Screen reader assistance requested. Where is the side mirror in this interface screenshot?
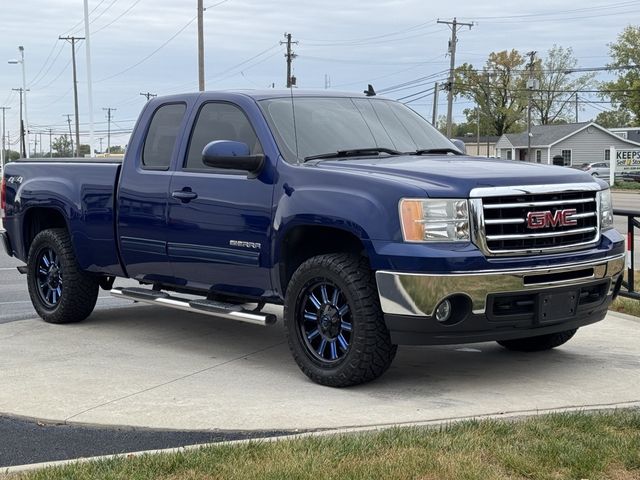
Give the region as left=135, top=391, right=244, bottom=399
left=450, top=139, right=467, bottom=154
left=202, top=140, right=264, bottom=175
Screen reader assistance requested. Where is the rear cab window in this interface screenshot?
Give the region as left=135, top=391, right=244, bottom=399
left=142, top=103, right=187, bottom=170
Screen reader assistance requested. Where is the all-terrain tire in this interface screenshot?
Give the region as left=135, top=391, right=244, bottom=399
left=284, top=253, right=397, bottom=387
left=27, top=228, right=99, bottom=324
left=497, top=328, right=577, bottom=352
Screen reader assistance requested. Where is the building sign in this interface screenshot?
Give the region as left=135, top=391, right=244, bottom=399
left=614, top=149, right=640, bottom=173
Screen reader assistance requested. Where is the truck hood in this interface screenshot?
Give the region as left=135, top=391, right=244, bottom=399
left=315, top=155, right=601, bottom=197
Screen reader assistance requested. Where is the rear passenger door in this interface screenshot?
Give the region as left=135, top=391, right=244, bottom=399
left=166, top=101, right=274, bottom=296
left=117, top=102, right=187, bottom=283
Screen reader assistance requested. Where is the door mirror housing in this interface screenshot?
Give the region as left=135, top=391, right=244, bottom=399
left=202, top=140, right=264, bottom=175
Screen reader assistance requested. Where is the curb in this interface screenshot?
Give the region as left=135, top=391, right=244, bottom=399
left=607, top=309, right=640, bottom=322
left=3, top=400, right=640, bottom=476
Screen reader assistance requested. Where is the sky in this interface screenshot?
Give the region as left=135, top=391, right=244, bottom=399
left=0, top=0, right=638, bottom=153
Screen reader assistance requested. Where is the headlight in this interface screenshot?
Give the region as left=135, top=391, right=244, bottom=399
left=598, top=189, right=614, bottom=231
left=400, top=198, right=470, bottom=242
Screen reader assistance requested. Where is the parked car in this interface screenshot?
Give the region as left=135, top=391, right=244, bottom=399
left=578, top=162, right=610, bottom=177
left=0, top=90, right=625, bottom=387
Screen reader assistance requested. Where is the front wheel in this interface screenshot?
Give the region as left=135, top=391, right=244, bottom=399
left=27, top=228, right=99, bottom=324
left=284, top=254, right=397, bottom=387
left=497, top=328, right=577, bottom=352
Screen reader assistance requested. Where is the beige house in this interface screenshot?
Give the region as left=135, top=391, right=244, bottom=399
left=452, top=135, right=499, bottom=157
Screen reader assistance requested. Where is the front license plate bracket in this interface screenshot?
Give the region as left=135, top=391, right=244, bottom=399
left=538, top=290, right=579, bottom=324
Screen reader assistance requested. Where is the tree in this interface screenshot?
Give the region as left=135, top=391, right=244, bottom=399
left=602, top=26, right=640, bottom=122
left=107, top=145, right=124, bottom=154
left=594, top=109, right=633, bottom=128
left=454, top=50, right=528, bottom=135
left=78, top=144, right=90, bottom=156
left=532, top=45, right=596, bottom=124
left=51, top=135, right=73, bottom=157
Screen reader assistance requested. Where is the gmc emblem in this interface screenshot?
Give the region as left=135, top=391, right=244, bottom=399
left=526, top=209, right=578, bottom=229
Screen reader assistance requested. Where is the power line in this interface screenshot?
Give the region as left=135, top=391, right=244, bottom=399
left=92, top=0, right=144, bottom=34
left=459, top=0, right=638, bottom=20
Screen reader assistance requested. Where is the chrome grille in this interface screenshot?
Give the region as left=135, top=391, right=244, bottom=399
left=471, top=184, right=601, bottom=256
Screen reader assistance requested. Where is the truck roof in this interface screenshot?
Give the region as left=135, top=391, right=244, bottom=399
left=152, top=89, right=385, bottom=103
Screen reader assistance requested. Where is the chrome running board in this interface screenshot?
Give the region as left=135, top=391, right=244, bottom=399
left=110, top=287, right=277, bottom=326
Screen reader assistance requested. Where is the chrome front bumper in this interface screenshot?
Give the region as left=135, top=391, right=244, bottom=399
left=376, top=253, right=625, bottom=317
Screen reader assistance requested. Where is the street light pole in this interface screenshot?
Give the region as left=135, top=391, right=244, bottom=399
left=84, top=0, right=95, bottom=157
left=19, top=47, right=29, bottom=159
left=8, top=46, right=29, bottom=158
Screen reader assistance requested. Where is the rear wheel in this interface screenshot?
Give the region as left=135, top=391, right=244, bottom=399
left=284, top=253, right=396, bottom=387
left=27, top=228, right=99, bottom=324
left=497, top=328, right=577, bottom=352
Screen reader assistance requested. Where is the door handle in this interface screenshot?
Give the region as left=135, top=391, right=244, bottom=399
left=171, top=190, right=198, bottom=203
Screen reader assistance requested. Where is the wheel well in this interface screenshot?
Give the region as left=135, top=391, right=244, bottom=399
left=23, top=208, right=68, bottom=255
left=279, top=226, right=368, bottom=294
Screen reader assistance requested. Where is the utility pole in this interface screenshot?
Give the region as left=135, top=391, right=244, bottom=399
left=324, top=74, right=331, bottom=89
left=476, top=107, right=480, bottom=156
left=575, top=93, right=579, bottom=123
left=140, top=92, right=157, bottom=101
left=280, top=33, right=298, bottom=88
left=33, top=134, right=38, bottom=157
left=103, top=107, right=116, bottom=154
left=437, top=18, right=473, bottom=138
left=59, top=36, right=85, bottom=156
left=12, top=88, right=27, bottom=157
left=0, top=106, right=10, bottom=171
left=99, top=137, right=103, bottom=153
left=431, top=82, right=439, bottom=125
left=48, top=128, right=53, bottom=157
left=64, top=114, right=74, bottom=155
left=525, top=50, right=537, bottom=163
left=197, top=0, right=205, bottom=91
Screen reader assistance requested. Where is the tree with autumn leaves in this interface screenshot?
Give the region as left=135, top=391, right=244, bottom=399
left=600, top=25, right=640, bottom=126
left=453, top=46, right=596, bottom=135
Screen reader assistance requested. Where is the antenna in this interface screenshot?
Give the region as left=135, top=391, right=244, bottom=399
left=290, top=85, right=300, bottom=163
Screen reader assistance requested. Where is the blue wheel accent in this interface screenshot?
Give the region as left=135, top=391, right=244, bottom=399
left=35, top=247, right=63, bottom=309
left=298, top=280, right=353, bottom=364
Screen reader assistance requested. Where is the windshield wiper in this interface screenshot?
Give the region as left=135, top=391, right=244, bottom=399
left=411, top=148, right=463, bottom=155
left=303, top=148, right=403, bottom=162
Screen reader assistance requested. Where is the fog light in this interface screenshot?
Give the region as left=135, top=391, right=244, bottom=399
left=435, top=299, right=452, bottom=323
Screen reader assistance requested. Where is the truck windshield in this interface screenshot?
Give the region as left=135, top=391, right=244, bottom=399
left=258, top=96, right=457, bottom=163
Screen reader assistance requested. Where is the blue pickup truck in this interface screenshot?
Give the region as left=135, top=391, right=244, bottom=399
left=0, top=90, right=625, bottom=387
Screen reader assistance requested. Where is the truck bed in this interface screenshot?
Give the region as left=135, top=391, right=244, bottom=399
left=3, top=160, right=125, bottom=277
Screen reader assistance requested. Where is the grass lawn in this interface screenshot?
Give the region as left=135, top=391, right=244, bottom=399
left=613, top=181, right=640, bottom=191
left=9, top=410, right=640, bottom=480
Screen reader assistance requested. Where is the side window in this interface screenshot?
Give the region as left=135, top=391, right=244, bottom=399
left=142, top=103, right=186, bottom=169
left=185, top=103, right=262, bottom=170
left=561, top=149, right=572, bottom=166
left=605, top=149, right=611, bottom=161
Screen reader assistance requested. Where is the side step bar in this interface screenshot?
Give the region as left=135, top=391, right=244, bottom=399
left=111, top=287, right=277, bottom=326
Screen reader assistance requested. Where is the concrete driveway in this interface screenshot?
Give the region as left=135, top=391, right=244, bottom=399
left=0, top=303, right=638, bottom=431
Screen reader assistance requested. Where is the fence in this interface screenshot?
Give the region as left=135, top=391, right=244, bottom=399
left=613, top=208, right=639, bottom=300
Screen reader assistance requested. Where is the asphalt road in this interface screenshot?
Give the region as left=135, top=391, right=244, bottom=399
left=0, top=416, right=295, bottom=468
left=0, top=243, right=137, bottom=325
